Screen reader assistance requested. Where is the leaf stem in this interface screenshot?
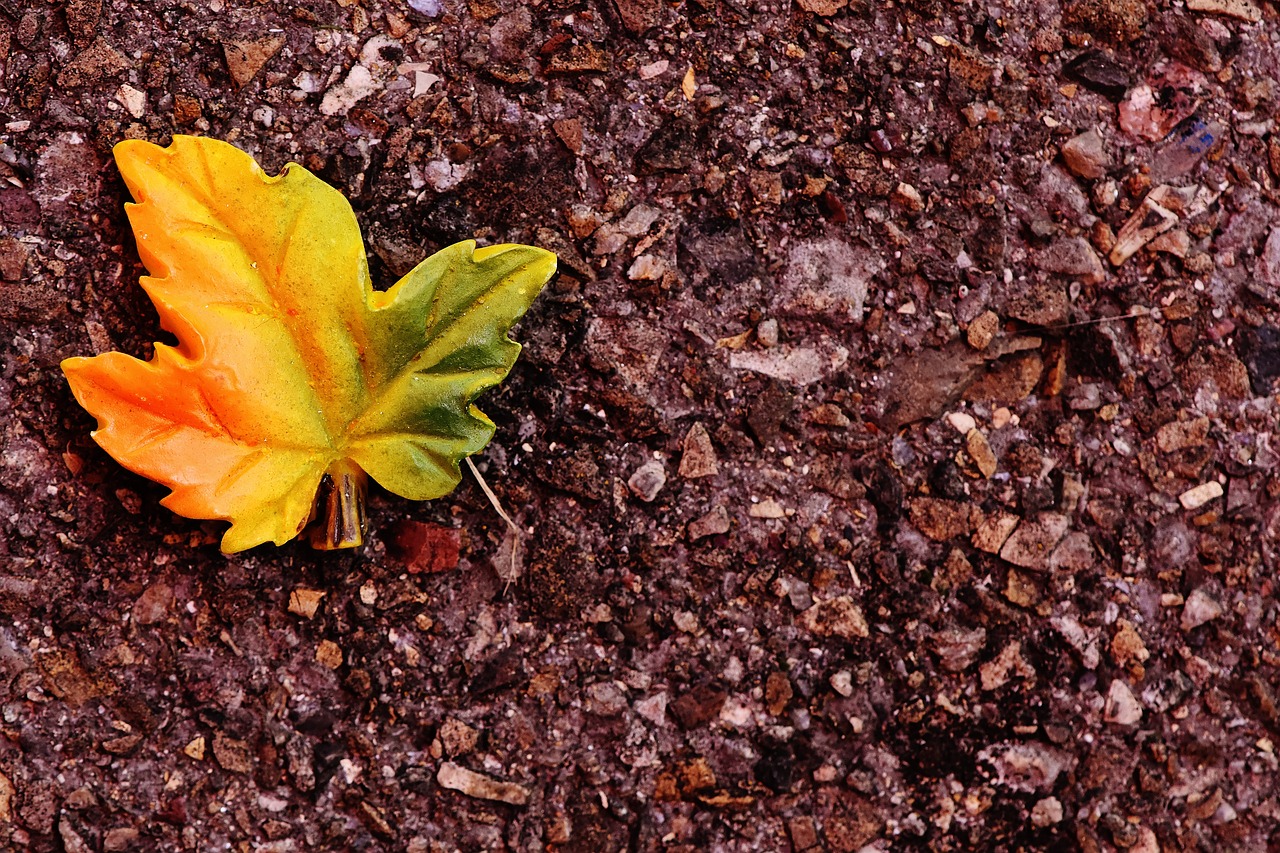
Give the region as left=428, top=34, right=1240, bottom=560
left=307, top=459, right=368, bottom=550
left=465, top=456, right=523, bottom=590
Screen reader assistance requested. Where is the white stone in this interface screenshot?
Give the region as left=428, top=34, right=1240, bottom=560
left=749, top=498, right=786, bottom=519
left=1181, top=587, right=1224, bottom=631
left=421, top=159, right=471, bottom=192
left=729, top=343, right=849, bottom=385
left=1179, top=480, right=1223, bottom=510
left=320, top=64, right=378, bottom=116
left=946, top=411, right=977, bottom=434
left=627, top=460, right=666, bottom=502
left=627, top=254, right=667, bottom=280
left=830, top=670, right=854, bottom=697
left=1030, top=797, right=1064, bottom=827
left=639, top=59, right=669, bottom=79
left=635, top=692, right=668, bottom=725
left=776, top=237, right=884, bottom=323
left=1187, top=0, right=1261, bottom=21
left=1104, top=679, right=1143, bottom=725
left=116, top=84, right=146, bottom=119
left=414, top=71, right=441, bottom=98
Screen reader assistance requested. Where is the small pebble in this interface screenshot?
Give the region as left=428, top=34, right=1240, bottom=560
left=436, top=762, right=530, bottom=806
left=1031, top=797, right=1064, bottom=827
left=678, top=423, right=719, bottom=479
left=288, top=589, right=325, bottom=619
left=1060, top=129, right=1109, bottom=179
left=1104, top=679, right=1143, bottom=725
left=966, top=429, right=998, bottom=478
left=830, top=670, right=854, bottom=697
left=1181, top=588, right=1224, bottom=631
left=315, top=640, right=343, bottom=670
left=749, top=497, right=787, bottom=519
left=1179, top=481, right=1223, bottom=510
left=946, top=411, right=977, bottom=434
left=756, top=318, right=779, bottom=347
left=689, top=506, right=730, bottom=540
left=628, top=460, right=667, bottom=502
left=967, top=311, right=999, bottom=350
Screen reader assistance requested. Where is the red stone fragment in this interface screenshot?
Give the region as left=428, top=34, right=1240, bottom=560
left=389, top=521, right=461, bottom=574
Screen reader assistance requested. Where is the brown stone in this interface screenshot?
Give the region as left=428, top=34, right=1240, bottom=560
left=545, top=42, right=609, bottom=74
left=933, top=548, right=974, bottom=593
left=388, top=521, right=461, bottom=574
left=0, top=772, right=12, bottom=822
left=438, top=718, right=478, bottom=757
left=102, top=734, right=143, bottom=755
left=964, top=353, right=1044, bottom=406
left=1156, top=416, right=1210, bottom=453
left=688, top=505, right=730, bottom=540
left=677, top=756, right=716, bottom=792
left=288, top=588, right=325, bottom=619
left=930, top=626, right=987, bottom=672
left=132, top=582, right=173, bottom=625
left=57, top=38, right=131, bottom=87
left=999, top=513, right=1071, bottom=570
left=104, top=828, right=140, bottom=851
left=947, top=43, right=996, bottom=94
left=315, top=639, right=344, bottom=670
left=907, top=497, right=972, bottom=542
left=679, top=422, right=720, bottom=478
left=1034, top=237, right=1106, bottom=284
left=1004, top=569, right=1042, bottom=608
left=800, top=596, right=869, bottom=640
left=37, top=648, right=110, bottom=706
left=967, top=429, right=999, bottom=478
left=1178, top=348, right=1252, bottom=401
left=670, top=684, right=727, bottom=729
left=822, top=793, right=883, bottom=851
left=553, top=118, right=583, bottom=153
left=1060, top=129, right=1110, bottom=179
left=765, top=671, right=793, bottom=716
left=797, top=0, right=849, bottom=14
left=1007, top=284, right=1070, bottom=325
left=974, top=513, right=1019, bottom=552
left=612, top=0, right=664, bottom=32
left=980, top=641, right=1036, bottom=690
left=1063, top=0, right=1148, bottom=44
left=359, top=801, right=395, bottom=839
left=222, top=35, right=285, bottom=88
left=212, top=734, right=254, bottom=773
left=64, top=0, right=102, bottom=47
left=173, top=93, right=203, bottom=125
left=788, top=815, right=821, bottom=851
left=1048, top=531, right=1097, bottom=571
left=967, top=311, right=999, bottom=350
left=749, top=170, right=784, bottom=206
left=0, top=237, right=29, bottom=280
left=1110, top=620, right=1150, bottom=667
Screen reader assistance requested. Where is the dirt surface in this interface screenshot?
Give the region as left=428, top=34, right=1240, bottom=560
left=4, top=0, right=1280, bottom=850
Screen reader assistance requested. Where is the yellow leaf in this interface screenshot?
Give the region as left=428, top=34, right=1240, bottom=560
left=63, top=136, right=556, bottom=552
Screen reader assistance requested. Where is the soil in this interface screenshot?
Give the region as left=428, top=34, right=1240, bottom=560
left=3, top=0, right=1280, bottom=850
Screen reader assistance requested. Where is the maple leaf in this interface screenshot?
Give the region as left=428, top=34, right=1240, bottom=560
left=62, top=136, right=556, bottom=552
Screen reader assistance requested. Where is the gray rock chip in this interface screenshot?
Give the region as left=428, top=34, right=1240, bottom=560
left=1181, top=587, right=1224, bottom=631
left=999, top=513, right=1071, bottom=570
left=978, top=742, right=1073, bottom=793
left=800, top=596, right=869, bottom=640
left=627, top=460, right=667, bottom=502
left=775, top=237, right=883, bottom=323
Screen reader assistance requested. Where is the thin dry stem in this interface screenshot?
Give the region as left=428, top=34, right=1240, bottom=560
left=466, top=456, right=522, bottom=592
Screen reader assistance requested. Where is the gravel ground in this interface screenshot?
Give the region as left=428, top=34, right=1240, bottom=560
left=4, top=0, right=1280, bottom=850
